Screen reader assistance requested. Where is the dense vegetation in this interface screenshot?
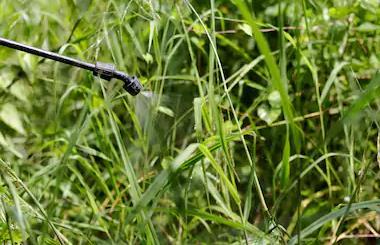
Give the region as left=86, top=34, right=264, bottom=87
left=0, top=0, right=379, bottom=244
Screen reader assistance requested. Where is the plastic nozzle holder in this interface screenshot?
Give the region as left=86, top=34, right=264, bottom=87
left=93, top=62, right=142, bottom=96
left=93, top=62, right=115, bottom=81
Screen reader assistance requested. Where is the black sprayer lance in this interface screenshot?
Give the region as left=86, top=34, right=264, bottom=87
left=0, top=37, right=142, bottom=96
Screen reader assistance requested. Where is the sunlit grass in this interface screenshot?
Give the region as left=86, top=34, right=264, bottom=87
left=0, top=0, right=379, bottom=244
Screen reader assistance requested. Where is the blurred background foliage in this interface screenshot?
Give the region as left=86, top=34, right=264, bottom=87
left=0, top=0, right=379, bottom=244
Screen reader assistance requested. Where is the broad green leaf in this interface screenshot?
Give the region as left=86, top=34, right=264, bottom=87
left=0, top=103, right=26, bottom=135
left=268, top=90, right=281, bottom=108
left=258, top=104, right=281, bottom=125
left=158, top=106, right=174, bottom=117
left=192, top=23, right=205, bottom=35
left=10, top=79, right=31, bottom=102
left=237, top=23, right=252, bottom=36
left=0, top=68, right=15, bottom=88
left=143, top=53, right=153, bottom=64
left=356, top=22, right=380, bottom=32
left=329, top=7, right=354, bottom=19
left=0, top=132, right=23, bottom=158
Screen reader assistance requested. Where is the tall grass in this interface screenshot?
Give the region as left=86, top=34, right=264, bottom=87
left=0, top=0, right=379, bottom=244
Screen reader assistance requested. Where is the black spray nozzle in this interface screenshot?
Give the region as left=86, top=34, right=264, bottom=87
left=94, top=62, right=142, bottom=96
left=0, top=37, right=142, bottom=96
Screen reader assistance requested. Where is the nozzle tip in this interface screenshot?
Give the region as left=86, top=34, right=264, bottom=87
left=113, top=71, right=142, bottom=96
left=124, top=75, right=142, bottom=96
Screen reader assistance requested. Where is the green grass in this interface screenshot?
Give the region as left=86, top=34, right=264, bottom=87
left=0, top=0, right=379, bottom=244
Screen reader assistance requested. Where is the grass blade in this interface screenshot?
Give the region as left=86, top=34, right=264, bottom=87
left=289, top=200, right=380, bottom=244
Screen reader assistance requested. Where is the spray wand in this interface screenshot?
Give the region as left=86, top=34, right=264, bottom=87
left=0, top=37, right=142, bottom=95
